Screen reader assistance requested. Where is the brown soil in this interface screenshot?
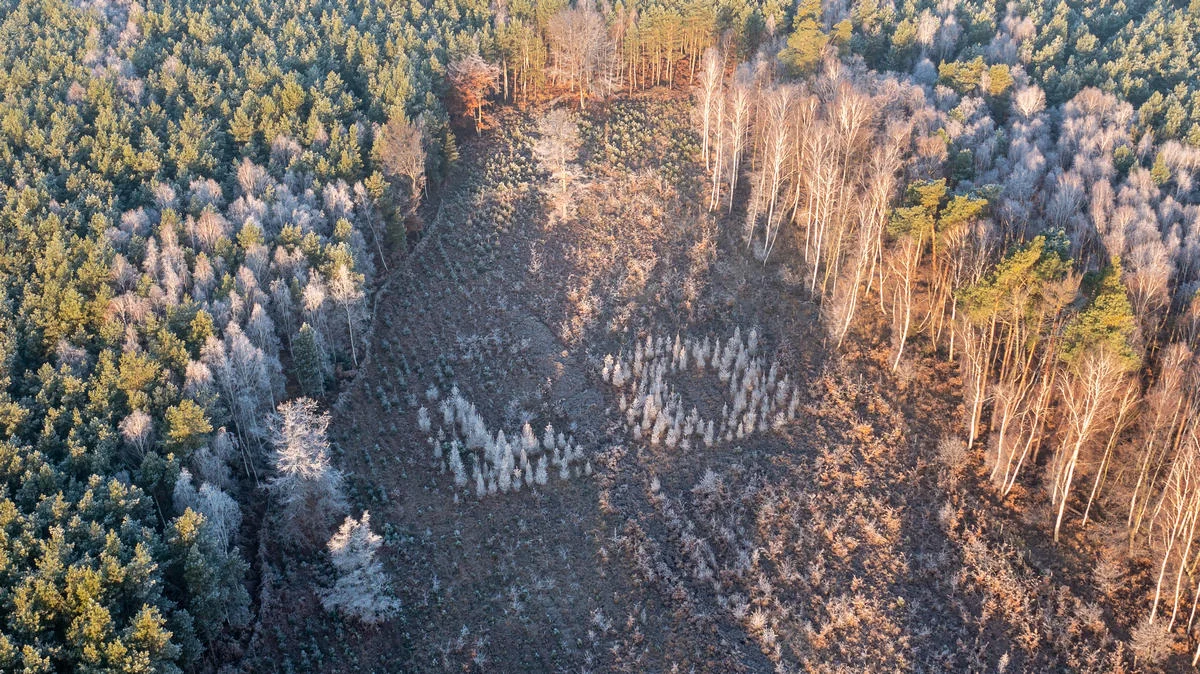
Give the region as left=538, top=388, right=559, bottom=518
left=248, top=99, right=1157, bottom=674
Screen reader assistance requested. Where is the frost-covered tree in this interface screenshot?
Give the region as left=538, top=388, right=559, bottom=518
left=266, top=398, right=346, bottom=544
left=168, top=470, right=250, bottom=642
left=449, top=441, right=467, bottom=486
left=328, top=264, right=367, bottom=368
left=193, top=427, right=236, bottom=490
left=120, top=409, right=154, bottom=459
left=533, top=108, right=580, bottom=198
left=322, top=511, right=400, bottom=624
left=373, top=113, right=427, bottom=211
left=173, top=469, right=243, bottom=552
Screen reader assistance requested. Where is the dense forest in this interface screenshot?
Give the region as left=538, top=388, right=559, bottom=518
left=2, top=0, right=1200, bottom=670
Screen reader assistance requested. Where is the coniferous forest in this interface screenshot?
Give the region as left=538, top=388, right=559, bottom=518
left=3, top=0, right=1200, bottom=670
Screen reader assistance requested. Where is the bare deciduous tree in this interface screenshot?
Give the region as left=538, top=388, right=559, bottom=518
left=547, top=4, right=609, bottom=109
left=328, top=264, right=366, bottom=368
left=1052, top=346, right=1132, bottom=541
left=723, top=70, right=753, bottom=213
left=696, top=48, right=722, bottom=171
left=754, top=86, right=793, bottom=262
left=374, top=115, right=426, bottom=210
left=446, top=54, right=500, bottom=133
left=120, top=409, right=154, bottom=459
left=533, top=108, right=580, bottom=193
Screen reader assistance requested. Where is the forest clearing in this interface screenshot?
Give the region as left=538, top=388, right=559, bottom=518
left=3, top=0, right=1200, bottom=671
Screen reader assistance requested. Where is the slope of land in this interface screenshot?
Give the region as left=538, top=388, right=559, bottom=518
left=251, top=99, right=1144, bottom=673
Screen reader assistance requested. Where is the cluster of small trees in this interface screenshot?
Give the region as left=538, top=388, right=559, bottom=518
left=601, top=328, right=800, bottom=448
left=418, top=387, right=592, bottom=498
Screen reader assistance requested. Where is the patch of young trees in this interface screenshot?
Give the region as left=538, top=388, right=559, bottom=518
left=601, top=328, right=800, bottom=448
left=417, top=386, right=592, bottom=498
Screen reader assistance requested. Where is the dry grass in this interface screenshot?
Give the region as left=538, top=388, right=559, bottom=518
left=248, top=100, right=1160, bottom=673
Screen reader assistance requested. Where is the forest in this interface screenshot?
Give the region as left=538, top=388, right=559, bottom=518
left=2, top=0, right=1200, bottom=670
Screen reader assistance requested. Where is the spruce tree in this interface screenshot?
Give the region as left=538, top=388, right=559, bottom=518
left=292, top=323, right=326, bottom=397
left=323, top=512, right=401, bottom=624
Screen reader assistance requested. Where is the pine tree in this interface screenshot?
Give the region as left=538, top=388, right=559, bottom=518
left=449, top=441, right=467, bottom=487
left=166, top=482, right=251, bottom=644
left=165, top=399, right=213, bottom=458
left=780, top=16, right=828, bottom=76
left=474, top=459, right=486, bottom=498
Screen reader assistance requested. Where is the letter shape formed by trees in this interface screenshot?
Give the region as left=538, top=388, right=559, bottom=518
left=322, top=511, right=401, bottom=624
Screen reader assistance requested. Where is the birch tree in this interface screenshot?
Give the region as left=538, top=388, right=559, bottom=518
left=547, top=4, right=609, bottom=109
left=723, top=70, right=753, bottom=213
left=267, top=398, right=347, bottom=544
left=329, top=264, right=366, bottom=368
left=697, top=47, right=722, bottom=170
left=1051, top=262, right=1139, bottom=541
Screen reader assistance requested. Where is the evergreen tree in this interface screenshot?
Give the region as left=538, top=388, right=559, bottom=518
left=322, top=511, right=401, bottom=624
left=292, top=323, right=327, bottom=397
left=780, top=0, right=828, bottom=76
left=1061, top=260, right=1140, bottom=371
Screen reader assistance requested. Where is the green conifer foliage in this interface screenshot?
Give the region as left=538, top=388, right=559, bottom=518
left=1061, top=260, right=1140, bottom=370
left=293, top=323, right=327, bottom=398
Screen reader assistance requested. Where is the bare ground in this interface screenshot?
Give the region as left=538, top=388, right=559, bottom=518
left=249, top=100, right=1157, bottom=673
